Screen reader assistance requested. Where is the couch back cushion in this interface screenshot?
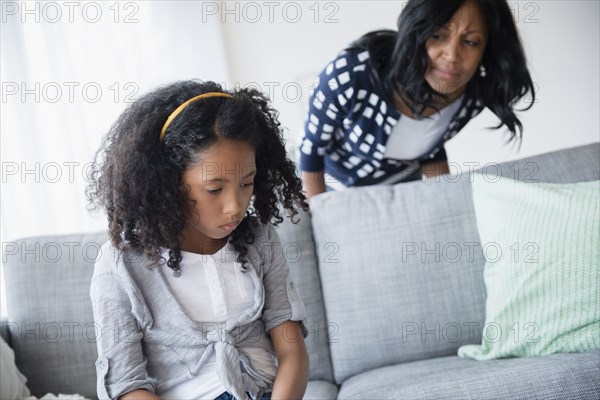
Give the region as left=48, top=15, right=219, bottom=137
left=275, top=210, right=334, bottom=382
left=3, top=232, right=107, bottom=399
left=310, top=143, right=600, bottom=384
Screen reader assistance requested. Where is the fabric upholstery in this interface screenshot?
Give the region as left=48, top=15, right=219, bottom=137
left=310, top=143, right=600, bottom=383
left=337, top=351, right=600, bottom=399
left=275, top=210, right=335, bottom=382
left=3, top=232, right=106, bottom=398
left=304, top=380, right=339, bottom=400
left=310, top=175, right=487, bottom=383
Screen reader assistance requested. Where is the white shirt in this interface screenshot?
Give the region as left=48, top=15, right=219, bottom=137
left=161, top=243, right=277, bottom=400
left=384, top=96, right=463, bottom=160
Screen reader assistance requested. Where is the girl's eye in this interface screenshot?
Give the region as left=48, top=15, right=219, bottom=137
left=465, top=40, right=478, bottom=47
left=206, top=188, right=222, bottom=194
left=241, top=182, right=254, bottom=189
left=431, top=34, right=443, bottom=40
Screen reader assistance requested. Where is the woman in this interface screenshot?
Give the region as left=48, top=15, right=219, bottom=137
left=299, top=0, right=535, bottom=197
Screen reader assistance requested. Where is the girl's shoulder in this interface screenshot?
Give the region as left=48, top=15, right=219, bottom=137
left=241, top=219, right=285, bottom=265
left=92, top=240, right=152, bottom=278
left=246, top=219, right=279, bottom=246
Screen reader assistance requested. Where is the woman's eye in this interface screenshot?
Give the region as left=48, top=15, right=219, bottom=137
left=431, top=34, right=443, bottom=40
left=465, top=40, right=478, bottom=47
left=206, top=188, right=222, bottom=194
left=241, top=182, right=254, bottom=189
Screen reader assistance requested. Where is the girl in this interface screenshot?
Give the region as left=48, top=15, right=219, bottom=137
left=299, top=0, right=536, bottom=196
left=87, top=80, right=310, bottom=400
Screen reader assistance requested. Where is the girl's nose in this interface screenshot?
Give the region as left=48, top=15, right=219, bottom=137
left=223, top=191, right=242, bottom=216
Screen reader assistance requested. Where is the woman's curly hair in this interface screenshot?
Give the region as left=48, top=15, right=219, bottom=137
left=351, top=0, right=536, bottom=142
left=87, top=80, right=308, bottom=274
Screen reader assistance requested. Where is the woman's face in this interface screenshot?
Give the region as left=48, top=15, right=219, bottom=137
left=180, top=138, right=256, bottom=253
left=424, top=1, right=488, bottom=100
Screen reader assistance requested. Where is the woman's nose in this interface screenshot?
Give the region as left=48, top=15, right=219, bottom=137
left=443, top=38, right=461, bottom=62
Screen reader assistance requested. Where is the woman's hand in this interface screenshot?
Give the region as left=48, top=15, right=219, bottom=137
left=270, top=321, right=309, bottom=400
left=422, top=160, right=450, bottom=179
left=301, top=171, right=326, bottom=198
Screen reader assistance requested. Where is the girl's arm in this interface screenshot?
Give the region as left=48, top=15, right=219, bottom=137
left=119, top=389, right=160, bottom=400
left=270, top=321, right=309, bottom=400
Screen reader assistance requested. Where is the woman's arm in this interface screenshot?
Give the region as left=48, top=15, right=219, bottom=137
left=301, top=171, right=326, bottom=198
left=270, top=321, right=309, bottom=400
left=119, top=389, right=160, bottom=400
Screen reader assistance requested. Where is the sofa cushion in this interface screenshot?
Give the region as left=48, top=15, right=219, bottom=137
left=459, top=177, right=599, bottom=359
left=310, top=143, right=600, bottom=383
left=304, top=380, right=339, bottom=400
left=337, top=351, right=600, bottom=400
left=3, top=232, right=107, bottom=399
left=275, top=210, right=334, bottom=382
left=311, top=174, right=486, bottom=383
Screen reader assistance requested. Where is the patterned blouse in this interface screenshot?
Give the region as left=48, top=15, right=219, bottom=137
left=299, top=47, right=485, bottom=187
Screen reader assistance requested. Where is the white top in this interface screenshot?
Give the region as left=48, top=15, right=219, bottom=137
left=384, top=96, right=463, bottom=160
left=160, top=243, right=277, bottom=400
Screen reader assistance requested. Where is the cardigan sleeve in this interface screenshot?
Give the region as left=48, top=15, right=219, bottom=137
left=422, top=146, right=448, bottom=163
left=90, top=242, right=155, bottom=399
left=259, top=224, right=309, bottom=337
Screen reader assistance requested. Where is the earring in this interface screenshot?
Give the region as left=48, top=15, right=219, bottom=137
left=479, top=65, right=487, bottom=78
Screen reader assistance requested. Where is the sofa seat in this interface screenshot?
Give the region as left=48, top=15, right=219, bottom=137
left=304, top=380, right=340, bottom=399
left=337, top=351, right=600, bottom=399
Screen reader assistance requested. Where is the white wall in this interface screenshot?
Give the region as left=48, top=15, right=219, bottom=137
left=1, top=2, right=231, bottom=243
left=218, top=0, right=600, bottom=166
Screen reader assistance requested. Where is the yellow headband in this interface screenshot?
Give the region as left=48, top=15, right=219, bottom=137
left=160, top=92, right=234, bottom=140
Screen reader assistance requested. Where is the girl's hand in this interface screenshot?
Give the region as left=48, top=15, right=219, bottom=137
left=270, top=321, right=309, bottom=400
left=118, top=389, right=160, bottom=400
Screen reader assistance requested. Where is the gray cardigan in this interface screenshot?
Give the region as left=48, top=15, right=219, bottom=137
left=90, top=222, right=308, bottom=400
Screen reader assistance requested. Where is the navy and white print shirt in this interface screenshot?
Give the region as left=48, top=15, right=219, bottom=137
left=299, top=47, right=485, bottom=187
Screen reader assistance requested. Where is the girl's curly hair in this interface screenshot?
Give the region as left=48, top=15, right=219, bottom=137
left=87, top=80, right=308, bottom=274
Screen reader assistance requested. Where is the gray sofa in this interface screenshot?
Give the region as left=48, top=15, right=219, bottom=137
left=3, top=143, right=599, bottom=399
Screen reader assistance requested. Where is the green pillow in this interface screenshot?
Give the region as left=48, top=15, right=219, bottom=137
left=458, top=175, right=599, bottom=360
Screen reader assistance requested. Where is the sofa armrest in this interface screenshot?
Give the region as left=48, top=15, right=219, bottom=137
left=1, top=318, right=11, bottom=347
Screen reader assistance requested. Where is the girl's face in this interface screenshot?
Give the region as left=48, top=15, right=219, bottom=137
left=180, top=138, right=256, bottom=254
left=424, top=1, right=488, bottom=101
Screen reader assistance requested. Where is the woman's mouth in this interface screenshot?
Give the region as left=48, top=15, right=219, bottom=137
left=433, top=67, right=460, bottom=81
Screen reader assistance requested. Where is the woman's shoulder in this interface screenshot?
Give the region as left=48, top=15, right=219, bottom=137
left=325, top=29, right=395, bottom=77
left=331, top=47, right=371, bottom=66
left=320, top=47, right=372, bottom=80
left=313, top=47, right=384, bottom=107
